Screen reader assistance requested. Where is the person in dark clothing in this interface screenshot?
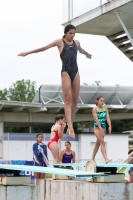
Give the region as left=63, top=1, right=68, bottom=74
left=60, top=141, right=75, bottom=163
left=33, top=133, right=48, bottom=183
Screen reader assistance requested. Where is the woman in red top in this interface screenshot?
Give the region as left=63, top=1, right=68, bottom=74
left=47, top=114, right=66, bottom=163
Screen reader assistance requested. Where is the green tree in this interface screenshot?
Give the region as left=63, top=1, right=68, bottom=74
left=4, top=126, right=29, bottom=133
left=0, top=88, right=8, bottom=100
left=3, top=79, right=37, bottom=133
left=8, top=79, right=37, bottom=102
left=112, top=119, right=133, bottom=132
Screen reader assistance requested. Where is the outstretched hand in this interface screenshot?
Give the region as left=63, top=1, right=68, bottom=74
left=86, top=53, right=92, bottom=59
left=62, top=123, right=66, bottom=128
left=17, top=52, right=28, bottom=57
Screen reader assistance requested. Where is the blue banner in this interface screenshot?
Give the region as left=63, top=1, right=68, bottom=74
left=0, top=160, right=35, bottom=182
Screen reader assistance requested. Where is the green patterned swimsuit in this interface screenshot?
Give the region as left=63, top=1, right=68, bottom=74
left=94, top=107, right=106, bottom=129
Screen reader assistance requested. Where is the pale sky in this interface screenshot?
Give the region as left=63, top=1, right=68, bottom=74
left=0, top=0, right=133, bottom=90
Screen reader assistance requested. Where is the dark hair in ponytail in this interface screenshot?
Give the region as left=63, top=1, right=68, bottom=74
left=63, top=24, right=76, bottom=38
left=54, top=114, right=64, bottom=123
left=96, top=96, right=104, bottom=105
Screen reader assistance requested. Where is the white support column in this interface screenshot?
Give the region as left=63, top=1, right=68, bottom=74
left=0, top=122, right=4, bottom=158
left=29, top=126, right=34, bottom=133
left=116, top=12, right=133, bottom=47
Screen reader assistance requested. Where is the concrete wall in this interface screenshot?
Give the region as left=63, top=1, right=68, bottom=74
left=0, top=185, right=40, bottom=200
left=0, top=180, right=133, bottom=200
left=45, top=179, right=133, bottom=200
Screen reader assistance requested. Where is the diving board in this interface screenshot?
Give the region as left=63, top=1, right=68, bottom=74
left=0, top=164, right=107, bottom=178
left=96, top=163, right=133, bottom=167
left=53, top=163, right=86, bottom=167
left=53, top=162, right=133, bottom=168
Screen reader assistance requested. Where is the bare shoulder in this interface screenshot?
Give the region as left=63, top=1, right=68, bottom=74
left=55, top=38, right=63, bottom=46
left=52, top=124, right=58, bottom=131
left=60, top=149, right=65, bottom=154
left=56, top=124, right=62, bottom=130
left=72, top=150, right=75, bottom=154
left=92, top=107, right=96, bottom=111
left=105, top=107, right=109, bottom=112
left=48, top=39, right=62, bottom=48
left=103, top=106, right=107, bottom=110
left=74, top=39, right=80, bottom=47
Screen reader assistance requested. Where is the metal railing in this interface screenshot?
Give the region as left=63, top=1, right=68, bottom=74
left=62, top=0, right=114, bottom=23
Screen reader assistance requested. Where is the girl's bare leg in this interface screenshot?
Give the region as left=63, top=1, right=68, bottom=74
left=61, top=72, right=75, bottom=138
left=129, top=171, right=133, bottom=182
left=49, top=142, right=60, bottom=163
left=34, top=172, right=40, bottom=185
left=40, top=173, right=45, bottom=179
left=70, top=72, right=80, bottom=130
left=93, top=127, right=111, bottom=163
left=34, top=172, right=40, bottom=179
left=91, top=138, right=100, bottom=163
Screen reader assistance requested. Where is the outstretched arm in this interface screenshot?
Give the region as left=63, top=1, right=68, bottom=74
left=77, top=40, right=92, bottom=59
left=18, top=39, right=61, bottom=56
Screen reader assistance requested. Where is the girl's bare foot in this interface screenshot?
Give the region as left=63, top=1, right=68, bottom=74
left=69, top=127, right=75, bottom=139
left=91, top=159, right=96, bottom=163
left=66, top=128, right=69, bottom=135
left=105, top=159, right=112, bottom=164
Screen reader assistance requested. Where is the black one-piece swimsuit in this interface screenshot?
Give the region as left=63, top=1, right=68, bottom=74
left=60, top=40, right=78, bottom=81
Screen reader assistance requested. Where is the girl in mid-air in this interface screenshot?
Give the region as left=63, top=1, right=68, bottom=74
left=18, top=24, right=91, bottom=139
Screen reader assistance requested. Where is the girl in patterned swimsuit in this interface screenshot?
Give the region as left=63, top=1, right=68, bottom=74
left=91, top=96, right=112, bottom=164
left=18, top=24, right=91, bottom=139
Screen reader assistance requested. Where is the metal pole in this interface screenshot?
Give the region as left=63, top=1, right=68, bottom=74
left=116, top=12, right=133, bottom=47
left=71, top=0, right=73, bottom=20
left=68, top=0, right=70, bottom=22
left=39, top=85, right=42, bottom=103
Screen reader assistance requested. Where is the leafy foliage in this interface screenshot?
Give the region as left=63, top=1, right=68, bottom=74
left=8, top=79, right=37, bottom=102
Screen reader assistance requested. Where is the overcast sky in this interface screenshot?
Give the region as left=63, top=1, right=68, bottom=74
left=0, top=0, right=133, bottom=90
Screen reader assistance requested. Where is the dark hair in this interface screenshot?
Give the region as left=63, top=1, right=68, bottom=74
left=36, top=133, right=43, bottom=139
left=54, top=114, right=64, bottom=123
left=63, top=24, right=76, bottom=38
left=128, top=149, right=133, bottom=155
left=96, top=96, right=104, bottom=105
left=65, top=141, right=71, bottom=145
